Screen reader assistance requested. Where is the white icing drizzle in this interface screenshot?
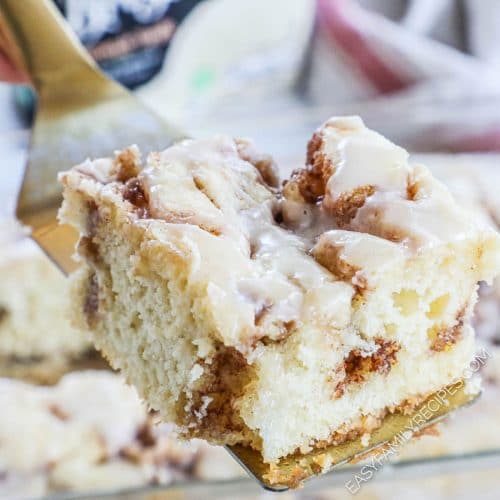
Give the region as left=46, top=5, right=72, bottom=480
left=133, top=119, right=496, bottom=349
left=308, top=117, right=495, bottom=252
left=138, top=136, right=352, bottom=348
left=322, top=116, right=409, bottom=198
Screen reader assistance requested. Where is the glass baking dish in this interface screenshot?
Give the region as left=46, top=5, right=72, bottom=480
left=41, top=451, right=500, bottom=499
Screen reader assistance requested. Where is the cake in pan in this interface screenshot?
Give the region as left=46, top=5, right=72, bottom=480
left=0, top=370, right=240, bottom=498
left=0, top=218, right=102, bottom=383
left=58, top=117, right=500, bottom=466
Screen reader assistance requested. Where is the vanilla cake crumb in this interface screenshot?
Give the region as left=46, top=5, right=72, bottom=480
left=58, top=116, right=500, bottom=464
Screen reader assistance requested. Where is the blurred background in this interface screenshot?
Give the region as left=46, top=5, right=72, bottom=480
left=2, top=1, right=500, bottom=499
left=4, top=0, right=500, bottom=160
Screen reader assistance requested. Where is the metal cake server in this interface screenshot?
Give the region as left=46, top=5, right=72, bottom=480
left=0, top=0, right=184, bottom=273
left=0, top=0, right=478, bottom=491
left=229, top=381, right=477, bottom=490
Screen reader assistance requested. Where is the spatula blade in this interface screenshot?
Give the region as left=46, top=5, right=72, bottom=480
left=16, top=79, right=184, bottom=273
left=227, top=381, right=478, bottom=491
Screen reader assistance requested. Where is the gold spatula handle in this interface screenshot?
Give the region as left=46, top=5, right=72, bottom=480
left=0, top=0, right=99, bottom=91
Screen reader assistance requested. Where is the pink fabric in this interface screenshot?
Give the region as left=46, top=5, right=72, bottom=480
left=450, top=129, right=500, bottom=153
left=0, top=49, right=27, bottom=84
left=310, top=0, right=500, bottom=152
left=317, top=0, right=411, bottom=94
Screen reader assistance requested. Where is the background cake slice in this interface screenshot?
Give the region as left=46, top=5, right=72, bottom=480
left=58, top=117, right=500, bottom=466
left=0, top=370, right=240, bottom=498
left=0, top=218, right=102, bottom=383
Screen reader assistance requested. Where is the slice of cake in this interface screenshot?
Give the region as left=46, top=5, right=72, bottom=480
left=0, top=218, right=103, bottom=384
left=58, top=117, right=500, bottom=473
